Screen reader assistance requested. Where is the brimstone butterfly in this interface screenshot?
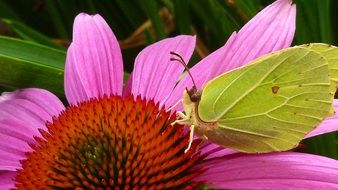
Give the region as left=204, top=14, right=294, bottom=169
left=171, top=44, right=338, bottom=153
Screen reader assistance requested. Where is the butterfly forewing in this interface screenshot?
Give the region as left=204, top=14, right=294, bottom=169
left=197, top=47, right=332, bottom=153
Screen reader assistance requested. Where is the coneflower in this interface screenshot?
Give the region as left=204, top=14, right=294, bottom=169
left=1, top=0, right=337, bottom=189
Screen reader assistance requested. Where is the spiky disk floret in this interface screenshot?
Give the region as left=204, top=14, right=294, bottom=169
left=15, top=95, right=204, bottom=189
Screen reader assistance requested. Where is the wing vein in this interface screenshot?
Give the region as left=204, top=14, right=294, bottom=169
left=211, top=68, right=252, bottom=116
left=214, top=53, right=298, bottom=119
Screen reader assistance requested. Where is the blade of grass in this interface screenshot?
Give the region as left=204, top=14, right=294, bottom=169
left=189, top=0, right=239, bottom=49
left=230, top=0, right=260, bottom=19
left=294, top=0, right=333, bottom=43
left=2, top=19, right=64, bottom=49
left=95, top=1, right=135, bottom=39
left=0, top=36, right=65, bottom=97
left=317, top=0, right=332, bottom=43
left=44, top=0, right=69, bottom=39
left=0, top=1, right=21, bottom=20
left=303, top=132, right=338, bottom=159
left=173, top=0, right=191, bottom=34
left=116, top=0, right=146, bottom=29
left=141, top=0, right=166, bottom=40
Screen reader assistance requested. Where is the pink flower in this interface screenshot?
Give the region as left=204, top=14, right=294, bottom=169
left=1, top=0, right=337, bottom=189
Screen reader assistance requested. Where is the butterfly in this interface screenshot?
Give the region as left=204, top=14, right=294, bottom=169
left=171, top=44, right=338, bottom=153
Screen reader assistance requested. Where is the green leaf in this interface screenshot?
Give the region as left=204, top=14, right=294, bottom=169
left=44, top=0, right=70, bottom=39
left=2, top=19, right=65, bottom=49
left=189, top=0, right=239, bottom=49
left=232, top=0, right=260, bottom=19
left=303, top=132, right=338, bottom=159
left=0, top=36, right=65, bottom=97
left=116, top=0, right=145, bottom=29
left=0, top=1, right=21, bottom=21
left=294, top=0, right=333, bottom=43
left=142, top=0, right=166, bottom=40
left=173, top=0, right=191, bottom=34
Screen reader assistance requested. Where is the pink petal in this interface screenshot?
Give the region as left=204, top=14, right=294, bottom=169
left=65, top=13, right=124, bottom=105
left=0, top=133, right=30, bottom=155
left=0, top=120, right=34, bottom=170
left=0, top=171, right=15, bottom=189
left=305, top=99, right=338, bottom=138
left=131, top=35, right=195, bottom=106
left=166, top=0, right=296, bottom=109
left=197, top=152, right=338, bottom=189
left=220, top=0, right=296, bottom=73
left=0, top=88, right=65, bottom=129
left=0, top=88, right=64, bottom=171
left=0, top=150, right=25, bottom=170
left=0, top=119, right=36, bottom=143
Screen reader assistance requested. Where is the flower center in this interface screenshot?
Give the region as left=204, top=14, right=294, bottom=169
left=15, top=95, right=205, bottom=189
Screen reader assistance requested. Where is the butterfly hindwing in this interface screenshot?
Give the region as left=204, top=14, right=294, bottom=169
left=301, top=43, right=338, bottom=115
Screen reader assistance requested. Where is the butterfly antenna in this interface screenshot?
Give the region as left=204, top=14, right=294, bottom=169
left=170, top=52, right=197, bottom=89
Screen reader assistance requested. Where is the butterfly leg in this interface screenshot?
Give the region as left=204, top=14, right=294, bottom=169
left=171, top=111, right=190, bottom=125
left=184, top=124, right=195, bottom=153
left=200, top=134, right=208, bottom=140
left=176, top=111, right=188, bottom=119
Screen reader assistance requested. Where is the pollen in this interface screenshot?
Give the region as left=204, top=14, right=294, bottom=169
left=15, top=95, right=204, bottom=189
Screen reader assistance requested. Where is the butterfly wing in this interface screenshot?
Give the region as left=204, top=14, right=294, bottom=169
left=301, top=43, right=338, bottom=115
left=197, top=47, right=332, bottom=153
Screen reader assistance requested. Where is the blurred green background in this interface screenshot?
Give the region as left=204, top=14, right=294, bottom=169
left=0, top=0, right=337, bottom=159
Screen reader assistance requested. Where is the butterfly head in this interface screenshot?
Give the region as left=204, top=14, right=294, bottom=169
left=169, top=51, right=201, bottom=103
left=186, top=87, right=201, bottom=103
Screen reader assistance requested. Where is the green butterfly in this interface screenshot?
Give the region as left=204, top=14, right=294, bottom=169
left=172, top=43, right=338, bottom=153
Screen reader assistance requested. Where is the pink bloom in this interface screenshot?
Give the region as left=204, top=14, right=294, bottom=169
left=1, top=0, right=337, bottom=189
